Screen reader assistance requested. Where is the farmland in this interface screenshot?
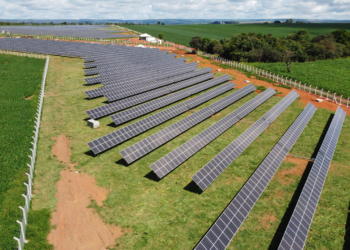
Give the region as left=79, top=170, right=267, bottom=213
left=0, top=54, right=45, bottom=249
left=250, top=58, right=350, bottom=98
left=24, top=55, right=350, bottom=249
left=119, top=23, right=350, bottom=46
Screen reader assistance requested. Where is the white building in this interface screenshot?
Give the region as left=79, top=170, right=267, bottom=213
left=139, top=33, right=152, bottom=40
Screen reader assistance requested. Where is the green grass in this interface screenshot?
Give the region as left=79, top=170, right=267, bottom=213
left=250, top=58, right=350, bottom=98
left=0, top=54, right=45, bottom=249
left=120, top=23, right=350, bottom=46
left=28, top=56, right=350, bottom=249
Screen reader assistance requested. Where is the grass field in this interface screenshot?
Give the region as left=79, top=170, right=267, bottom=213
left=250, top=59, right=350, bottom=98
left=119, top=23, right=350, bottom=46
left=0, top=54, right=45, bottom=249
left=26, top=56, right=350, bottom=249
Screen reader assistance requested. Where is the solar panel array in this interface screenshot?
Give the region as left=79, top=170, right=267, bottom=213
left=120, top=84, right=256, bottom=164
left=192, top=90, right=299, bottom=191
left=86, top=73, right=214, bottom=119
left=87, top=82, right=235, bottom=155
left=195, top=103, right=316, bottom=250
left=0, top=25, right=138, bottom=39
left=278, top=106, right=346, bottom=250
left=110, top=75, right=232, bottom=125
left=150, top=88, right=277, bottom=179
left=85, top=67, right=212, bottom=99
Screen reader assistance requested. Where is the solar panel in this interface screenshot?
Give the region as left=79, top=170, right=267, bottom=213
left=87, top=83, right=235, bottom=155
left=119, top=84, right=256, bottom=164
left=278, top=106, right=346, bottom=250
left=192, top=90, right=299, bottom=191
left=85, top=68, right=212, bottom=99
left=86, top=73, right=214, bottom=119
left=195, top=103, right=316, bottom=250
left=110, top=75, right=231, bottom=125
left=150, top=88, right=277, bottom=179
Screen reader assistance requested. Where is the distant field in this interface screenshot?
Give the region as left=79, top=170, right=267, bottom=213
left=0, top=54, right=45, bottom=249
left=250, top=58, right=350, bottom=98
left=120, top=23, right=350, bottom=46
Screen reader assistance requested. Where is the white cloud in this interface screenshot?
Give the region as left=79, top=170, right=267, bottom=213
left=0, top=0, right=349, bottom=20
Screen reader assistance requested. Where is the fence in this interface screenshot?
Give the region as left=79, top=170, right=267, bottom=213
left=12, top=55, right=49, bottom=250
left=197, top=51, right=350, bottom=108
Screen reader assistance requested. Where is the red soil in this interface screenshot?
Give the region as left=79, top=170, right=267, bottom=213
left=48, top=134, right=126, bottom=250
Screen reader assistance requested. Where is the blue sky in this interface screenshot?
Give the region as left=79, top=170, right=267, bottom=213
left=1, top=0, right=349, bottom=20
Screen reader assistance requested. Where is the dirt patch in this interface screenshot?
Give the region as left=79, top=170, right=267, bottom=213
left=259, top=213, right=278, bottom=229
left=275, top=155, right=310, bottom=185
left=25, top=95, right=33, bottom=100
left=48, top=134, right=126, bottom=250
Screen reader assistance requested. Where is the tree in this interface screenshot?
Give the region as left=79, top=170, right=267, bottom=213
left=146, top=23, right=150, bottom=25
left=285, top=19, right=293, bottom=24
left=274, top=21, right=281, bottom=24
left=158, top=33, right=164, bottom=39
left=331, top=29, right=350, bottom=46
left=161, top=22, right=165, bottom=25
left=157, top=21, right=161, bottom=25
left=284, top=50, right=295, bottom=72
left=189, top=37, right=202, bottom=51
left=62, top=22, right=67, bottom=25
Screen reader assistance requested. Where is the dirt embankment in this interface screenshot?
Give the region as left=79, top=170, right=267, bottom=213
left=48, top=134, right=126, bottom=250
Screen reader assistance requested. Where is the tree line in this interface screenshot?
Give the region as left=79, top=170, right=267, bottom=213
left=190, top=29, right=350, bottom=65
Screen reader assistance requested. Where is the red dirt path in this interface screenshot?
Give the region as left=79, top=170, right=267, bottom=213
left=48, top=134, right=126, bottom=250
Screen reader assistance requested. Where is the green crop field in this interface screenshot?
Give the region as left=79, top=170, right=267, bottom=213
left=250, top=58, right=350, bottom=98
left=26, top=56, right=350, bottom=249
left=0, top=54, right=45, bottom=249
left=119, top=23, right=350, bottom=46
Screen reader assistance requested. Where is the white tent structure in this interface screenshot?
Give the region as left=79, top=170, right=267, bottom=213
left=139, top=33, right=152, bottom=40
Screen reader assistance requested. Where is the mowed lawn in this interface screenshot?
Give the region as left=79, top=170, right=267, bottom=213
left=0, top=54, right=45, bottom=249
left=28, top=56, right=350, bottom=249
left=120, top=23, right=350, bottom=46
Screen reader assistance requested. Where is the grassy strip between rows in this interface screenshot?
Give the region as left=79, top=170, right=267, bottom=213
left=0, top=54, right=45, bottom=249
left=27, top=56, right=350, bottom=249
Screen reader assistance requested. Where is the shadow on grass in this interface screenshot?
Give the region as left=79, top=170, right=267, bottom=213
left=184, top=180, right=203, bottom=194
left=84, top=150, right=97, bottom=158
left=268, top=161, right=313, bottom=250
left=144, top=171, right=160, bottom=182
left=344, top=200, right=350, bottom=250
left=268, top=113, right=334, bottom=250
left=115, top=158, right=129, bottom=167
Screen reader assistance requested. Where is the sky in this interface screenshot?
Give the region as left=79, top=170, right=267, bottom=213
left=1, top=0, right=350, bottom=20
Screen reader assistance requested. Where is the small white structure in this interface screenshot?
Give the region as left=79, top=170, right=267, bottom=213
left=315, top=99, right=323, bottom=102
left=1, top=30, right=5, bottom=34
left=244, top=80, right=250, bottom=83
left=217, top=69, right=221, bottom=72
left=146, top=36, right=157, bottom=43
left=157, top=40, right=163, bottom=45
left=137, top=44, right=145, bottom=48
left=87, top=119, right=100, bottom=129
left=139, top=33, right=152, bottom=40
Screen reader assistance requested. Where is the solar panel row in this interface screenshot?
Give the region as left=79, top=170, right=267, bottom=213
left=278, top=106, right=346, bottom=250
left=150, top=88, right=277, bottom=179
left=86, top=73, right=214, bottom=119
left=87, top=82, right=235, bottom=155
left=120, top=84, right=256, bottom=164
left=195, top=102, right=316, bottom=250
left=192, top=90, right=299, bottom=191
left=110, top=75, right=232, bottom=125
left=85, top=68, right=212, bottom=99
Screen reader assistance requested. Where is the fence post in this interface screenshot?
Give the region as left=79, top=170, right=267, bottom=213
left=340, top=95, right=343, bottom=105
left=320, top=89, right=323, bottom=99
left=309, top=85, right=312, bottom=93
left=347, top=98, right=349, bottom=108
left=315, top=87, right=317, bottom=96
